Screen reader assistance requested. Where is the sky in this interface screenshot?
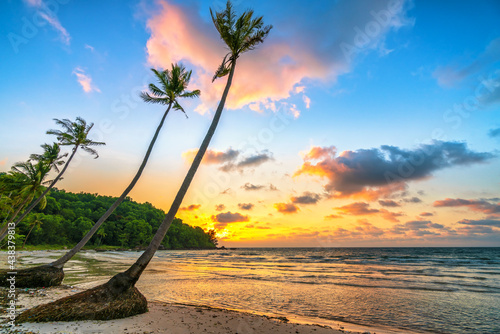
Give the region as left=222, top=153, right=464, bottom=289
left=1, top=0, right=499, bottom=247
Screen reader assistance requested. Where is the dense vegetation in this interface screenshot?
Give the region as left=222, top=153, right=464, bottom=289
left=1, top=188, right=217, bottom=249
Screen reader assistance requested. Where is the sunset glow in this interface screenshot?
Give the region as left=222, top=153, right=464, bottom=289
left=1, top=0, right=499, bottom=247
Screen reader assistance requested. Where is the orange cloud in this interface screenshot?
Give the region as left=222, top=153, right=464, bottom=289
left=433, top=198, right=500, bottom=218
left=179, top=204, right=201, bottom=211
left=182, top=148, right=239, bottom=164
left=334, top=202, right=403, bottom=222
left=274, top=202, right=299, bottom=214
left=145, top=1, right=331, bottom=116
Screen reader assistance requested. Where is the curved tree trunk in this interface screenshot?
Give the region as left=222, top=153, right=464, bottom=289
left=50, top=104, right=172, bottom=268
left=120, top=60, right=237, bottom=286
left=22, top=222, right=37, bottom=249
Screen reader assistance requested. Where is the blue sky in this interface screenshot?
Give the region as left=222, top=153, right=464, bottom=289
left=1, top=0, right=499, bottom=246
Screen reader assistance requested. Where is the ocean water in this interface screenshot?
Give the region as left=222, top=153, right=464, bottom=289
left=82, top=247, right=500, bottom=333
left=132, top=248, right=500, bottom=334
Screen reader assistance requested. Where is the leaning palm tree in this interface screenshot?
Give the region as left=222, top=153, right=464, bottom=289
left=0, top=160, right=52, bottom=241
left=5, top=118, right=105, bottom=233
left=4, top=63, right=199, bottom=289
left=16, top=0, right=271, bottom=322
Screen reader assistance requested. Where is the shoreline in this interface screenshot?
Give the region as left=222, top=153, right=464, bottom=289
left=0, top=284, right=345, bottom=334
left=0, top=284, right=414, bottom=334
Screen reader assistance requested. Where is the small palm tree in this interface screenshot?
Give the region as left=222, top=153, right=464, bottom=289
left=7, top=118, right=105, bottom=233
left=0, top=161, right=52, bottom=240
left=30, top=143, right=68, bottom=173
left=48, top=63, right=200, bottom=269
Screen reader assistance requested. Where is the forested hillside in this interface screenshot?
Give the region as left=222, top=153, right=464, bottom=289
left=2, top=188, right=217, bottom=249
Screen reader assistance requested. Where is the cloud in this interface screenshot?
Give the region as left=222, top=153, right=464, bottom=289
left=242, top=183, right=276, bottom=191
left=211, top=211, right=249, bottom=230
left=274, top=202, right=299, bottom=214
left=294, top=141, right=495, bottom=200
left=85, top=44, right=95, bottom=52
left=402, top=197, right=422, bottom=203
left=242, top=183, right=265, bottom=191
left=419, top=212, right=434, bottom=217
left=433, top=37, right=500, bottom=87
left=433, top=198, right=500, bottom=216
left=179, top=204, right=201, bottom=211
left=24, top=0, right=71, bottom=45
left=145, top=0, right=413, bottom=115
left=378, top=199, right=400, bottom=207
left=334, top=202, right=403, bottom=222
left=215, top=204, right=225, bottom=211
left=238, top=203, right=254, bottom=211
left=235, top=152, right=273, bottom=169
left=324, top=214, right=342, bottom=220
left=458, top=219, right=500, bottom=227
left=335, top=202, right=379, bottom=215
left=390, top=220, right=448, bottom=237
left=489, top=128, right=500, bottom=138
left=73, top=68, right=100, bottom=93
left=183, top=148, right=239, bottom=164
left=184, top=148, right=272, bottom=172
left=220, top=151, right=273, bottom=172
left=290, top=192, right=321, bottom=205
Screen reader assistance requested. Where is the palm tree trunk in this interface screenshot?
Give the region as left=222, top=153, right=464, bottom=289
left=0, top=196, right=30, bottom=241
left=50, top=104, right=173, bottom=268
left=122, top=60, right=237, bottom=284
left=22, top=223, right=37, bottom=249
left=8, top=146, right=79, bottom=230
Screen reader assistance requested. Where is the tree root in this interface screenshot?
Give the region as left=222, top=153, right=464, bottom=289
left=16, top=278, right=147, bottom=322
left=0, top=265, right=64, bottom=288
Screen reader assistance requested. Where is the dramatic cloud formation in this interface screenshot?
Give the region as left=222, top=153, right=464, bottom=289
left=73, top=68, right=100, bottom=93
left=179, top=204, right=201, bottom=211
left=295, top=141, right=494, bottom=200
left=378, top=199, right=400, bottom=207
left=24, top=0, right=71, bottom=45
left=238, top=203, right=254, bottom=211
left=291, top=192, right=321, bottom=205
left=433, top=198, right=500, bottom=217
left=145, top=0, right=413, bottom=115
left=274, top=202, right=299, bottom=214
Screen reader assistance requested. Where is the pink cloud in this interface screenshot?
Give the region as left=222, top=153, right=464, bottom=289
left=73, top=68, right=100, bottom=93
left=145, top=1, right=334, bottom=116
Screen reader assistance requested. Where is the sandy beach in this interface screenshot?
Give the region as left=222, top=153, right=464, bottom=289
left=0, top=283, right=355, bottom=334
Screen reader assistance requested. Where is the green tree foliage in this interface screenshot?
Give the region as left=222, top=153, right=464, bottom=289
left=8, top=189, right=217, bottom=249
